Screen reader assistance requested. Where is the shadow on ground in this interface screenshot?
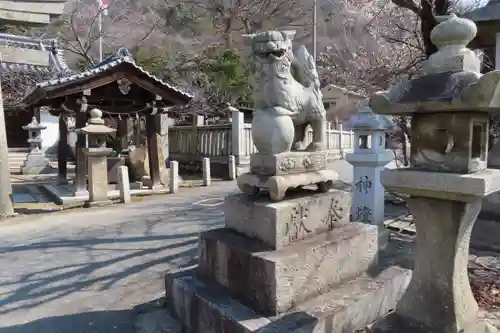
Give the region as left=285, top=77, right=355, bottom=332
left=0, top=308, right=137, bottom=333
left=0, top=203, right=223, bottom=328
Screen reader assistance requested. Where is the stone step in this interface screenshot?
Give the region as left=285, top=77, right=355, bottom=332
left=165, top=266, right=411, bottom=333
left=8, top=158, right=25, bottom=163
left=197, top=223, right=378, bottom=316
left=8, top=149, right=28, bottom=153
left=7, top=152, right=58, bottom=174
left=8, top=154, right=27, bottom=159
left=8, top=150, right=29, bottom=173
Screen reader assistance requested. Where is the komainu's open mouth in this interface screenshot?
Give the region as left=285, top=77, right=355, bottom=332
left=257, top=49, right=286, bottom=58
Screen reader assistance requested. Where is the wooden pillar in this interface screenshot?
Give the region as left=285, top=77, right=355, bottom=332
left=190, top=115, right=203, bottom=155
left=57, top=113, right=68, bottom=184
left=159, top=114, right=169, bottom=167
left=34, top=107, right=41, bottom=123
left=146, top=114, right=161, bottom=189
left=117, top=118, right=128, bottom=152
left=74, top=112, right=88, bottom=195
left=134, top=117, right=142, bottom=147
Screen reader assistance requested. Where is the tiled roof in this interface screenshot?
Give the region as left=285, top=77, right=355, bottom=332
left=36, top=48, right=194, bottom=100
left=463, top=2, right=500, bottom=23
left=0, top=62, right=57, bottom=74
left=0, top=33, right=71, bottom=74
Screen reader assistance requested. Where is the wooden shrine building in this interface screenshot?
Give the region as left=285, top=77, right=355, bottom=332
left=20, top=48, right=193, bottom=194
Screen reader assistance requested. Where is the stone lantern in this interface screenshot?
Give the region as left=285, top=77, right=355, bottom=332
left=369, top=14, right=500, bottom=333
left=76, top=108, right=116, bottom=207
left=20, top=116, right=49, bottom=174
left=345, top=106, right=393, bottom=247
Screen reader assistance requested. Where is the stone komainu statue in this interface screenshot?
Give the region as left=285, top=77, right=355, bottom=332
left=243, top=30, right=326, bottom=154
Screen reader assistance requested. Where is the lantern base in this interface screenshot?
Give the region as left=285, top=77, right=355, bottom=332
left=84, top=199, right=113, bottom=208
left=20, top=150, right=50, bottom=175
left=374, top=168, right=500, bottom=333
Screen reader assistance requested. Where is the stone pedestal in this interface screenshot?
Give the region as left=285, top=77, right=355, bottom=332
left=347, top=152, right=391, bottom=222
left=21, top=149, right=50, bottom=175
left=238, top=151, right=337, bottom=201
left=371, top=168, right=500, bottom=333
left=165, top=190, right=412, bottom=333
left=84, top=148, right=113, bottom=207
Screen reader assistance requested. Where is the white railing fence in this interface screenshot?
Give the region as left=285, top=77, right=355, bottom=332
left=168, top=109, right=355, bottom=164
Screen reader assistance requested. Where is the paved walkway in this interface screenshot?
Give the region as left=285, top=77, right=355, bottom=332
left=0, top=182, right=237, bottom=333
left=0, top=160, right=356, bottom=333
left=2, top=160, right=498, bottom=332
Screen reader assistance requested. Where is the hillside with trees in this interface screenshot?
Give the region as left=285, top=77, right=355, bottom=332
left=0, top=0, right=487, bottom=126
left=16, top=0, right=416, bottom=114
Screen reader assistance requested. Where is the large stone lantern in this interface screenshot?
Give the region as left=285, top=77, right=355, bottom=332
left=20, top=117, right=50, bottom=174
left=345, top=106, right=393, bottom=247
left=75, top=108, right=116, bottom=207
left=369, top=14, right=500, bottom=333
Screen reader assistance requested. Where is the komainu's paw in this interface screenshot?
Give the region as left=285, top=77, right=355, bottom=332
left=293, top=142, right=308, bottom=151
left=306, top=141, right=325, bottom=151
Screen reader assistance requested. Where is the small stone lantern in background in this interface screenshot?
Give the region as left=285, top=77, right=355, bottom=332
left=76, top=108, right=116, bottom=207
left=369, top=14, right=500, bottom=333
left=344, top=106, right=393, bottom=248
left=21, top=116, right=50, bottom=174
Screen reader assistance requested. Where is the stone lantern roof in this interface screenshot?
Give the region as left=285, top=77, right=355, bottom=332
left=75, top=109, right=116, bottom=136
left=464, top=0, right=500, bottom=24
left=22, top=117, right=46, bottom=131
left=370, top=14, right=500, bottom=115
left=344, top=106, right=393, bottom=131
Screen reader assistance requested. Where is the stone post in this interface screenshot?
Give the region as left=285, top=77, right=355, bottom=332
left=0, top=75, right=15, bottom=217
left=169, top=160, right=179, bottom=194
left=202, top=157, right=211, bottom=186
left=369, top=14, right=500, bottom=333
left=230, top=105, right=244, bottom=165
left=228, top=155, right=236, bottom=180
left=21, top=116, right=50, bottom=175
left=345, top=106, right=393, bottom=248
left=76, top=108, right=116, bottom=207
left=118, top=165, right=131, bottom=204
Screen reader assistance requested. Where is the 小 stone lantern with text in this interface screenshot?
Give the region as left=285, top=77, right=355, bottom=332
left=369, top=14, right=500, bottom=333
left=345, top=106, right=393, bottom=248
